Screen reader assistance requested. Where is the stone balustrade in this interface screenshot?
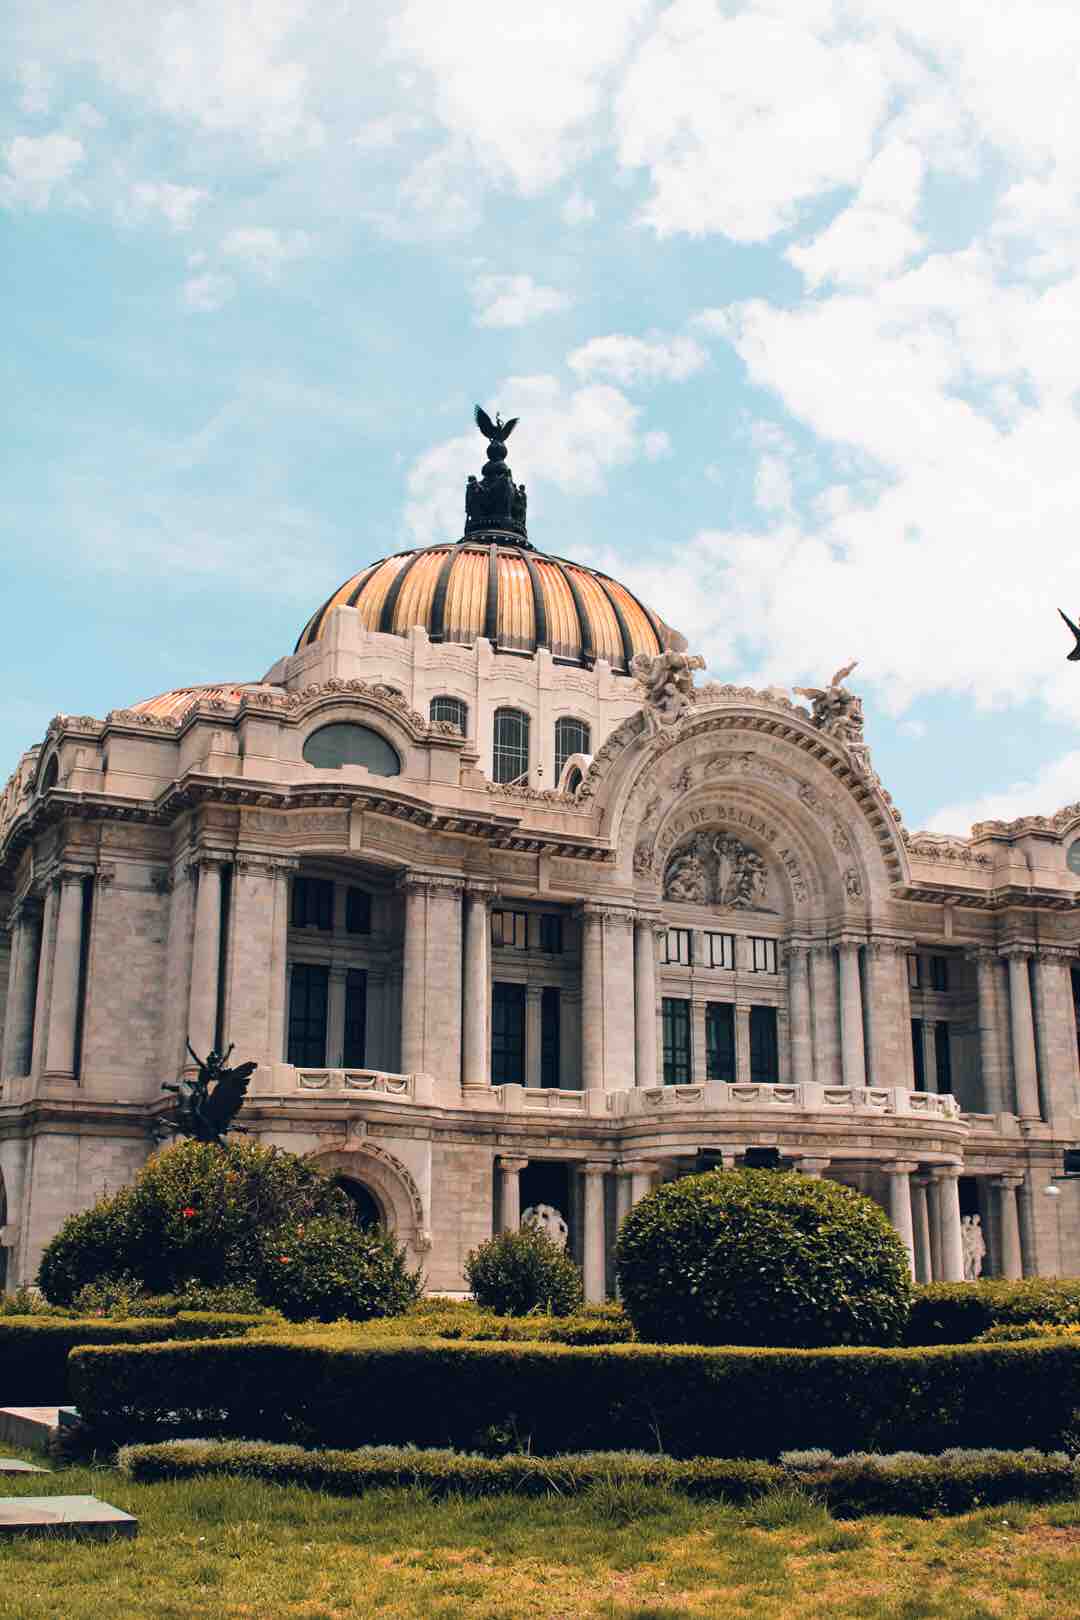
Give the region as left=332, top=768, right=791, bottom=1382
left=292, top=1068, right=434, bottom=1103
left=616, top=1081, right=963, bottom=1119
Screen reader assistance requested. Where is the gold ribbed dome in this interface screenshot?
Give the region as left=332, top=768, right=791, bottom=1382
left=295, top=541, right=680, bottom=672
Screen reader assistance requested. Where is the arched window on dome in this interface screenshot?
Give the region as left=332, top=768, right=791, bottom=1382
left=554, top=717, right=590, bottom=784
left=302, top=723, right=401, bottom=777
left=40, top=757, right=59, bottom=793
left=493, top=708, right=530, bottom=785
left=430, top=695, right=468, bottom=735
left=564, top=767, right=583, bottom=795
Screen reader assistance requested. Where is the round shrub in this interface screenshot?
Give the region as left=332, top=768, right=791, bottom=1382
left=38, top=1140, right=354, bottom=1304
left=465, top=1223, right=584, bottom=1317
left=615, top=1168, right=913, bottom=1348
left=256, top=1217, right=421, bottom=1322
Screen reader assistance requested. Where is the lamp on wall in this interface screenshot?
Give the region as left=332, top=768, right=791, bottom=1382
left=1044, top=1147, right=1080, bottom=1196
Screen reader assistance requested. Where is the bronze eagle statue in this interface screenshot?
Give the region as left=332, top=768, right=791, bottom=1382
left=475, top=405, right=518, bottom=443
left=159, top=1041, right=257, bottom=1145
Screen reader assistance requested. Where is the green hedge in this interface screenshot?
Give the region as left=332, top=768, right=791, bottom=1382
left=68, top=1333, right=1080, bottom=1456
left=906, top=1280, right=1080, bottom=1344
left=0, top=1313, right=262, bottom=1404
left=115, top=1437, right=1080, bottom=1518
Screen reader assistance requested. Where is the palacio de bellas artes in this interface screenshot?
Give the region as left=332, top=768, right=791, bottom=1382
left=2, top=406, right=1080, bottom=1301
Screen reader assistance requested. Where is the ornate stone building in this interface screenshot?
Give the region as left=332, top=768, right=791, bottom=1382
left=2, top=416, right=1079, bottom=1297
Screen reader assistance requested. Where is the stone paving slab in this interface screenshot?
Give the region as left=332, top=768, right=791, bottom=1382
left=0, top=1459, right=50, bottom=1474
left=0, top=1408, right=76, bottom=1450
left=0, top=1496, right=137, bottom=1540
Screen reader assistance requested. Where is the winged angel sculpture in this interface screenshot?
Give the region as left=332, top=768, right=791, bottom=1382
left=159, top=1041, right=257, bottom=1145
left=630, top=648, right=706, bottom=729
left=465, top=405, right=528, bottom=536
left=793, top=660, right=863, bottom=746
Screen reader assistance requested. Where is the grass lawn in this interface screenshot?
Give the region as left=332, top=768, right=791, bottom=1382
left=4, top=1449, right=1080, bottom=1619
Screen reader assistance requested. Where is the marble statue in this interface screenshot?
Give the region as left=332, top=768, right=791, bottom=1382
left=630, top=648, right=706, bottom=728
left=521, top=1203, right=569, bottom=1250
left=961, top=1213, right=986, bottom=1281
left=663, top=830, right=771, bottom=911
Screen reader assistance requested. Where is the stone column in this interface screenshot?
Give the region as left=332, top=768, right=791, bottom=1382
left=1032, top=952, right=1080, bottom=1123
left=883, top=1160, right=918, bottom=1278
left=186, top=855, right=225, bottom=1063
left=266, top=862, right=294, bottom=1066
left=399, top=876, right=463, bottom=1084
left=863, top=943, right=893, bottom=1086
left=970, top=949, right=1006, bottom=1113
left=1003, top=947, right=1041, bottom=1119
left=895, top=944, right=916, bottom=1088
left=809, top=944, right=841, bottom=1086
left=933, top=1165, right=965, bottom=1282
left=42, top=870, right=88, bottom=1081
left=399, top=878, right=427, bottom=1076
left=1, top=898, right=42, bottom=1079
left=498, top=1155, right=528, bottom=1232
left=629, top=1162, right=655, bottom=1205
left=327, top=965, right=348, bottom=1068
left=692, top=1001, right=708, bottom=1083
left=911, top=1176, right=933, bottom=1283
left=227, top=856, right=293, bottom=1066
left=796, top=1156, right=831, bottom=1179
left=921, top=1019, right=938, bottom=1093
left=735, top=1005, right=752, bottom=1083
left=604, top=910, right=636, bottom=1089
left=581, top=1162, right=608, bottom=1303
left=524, top=986, right=543, bottom=1087
left=580, top=907, right=605, bottom=1090
left=837, top=942, right=866, bottom=1088
left=29, top=880, right=58, bottom=1078
left=633, top=921, right=659, bottom=1088
left=786, top=944, right=812, bottom=1087
left=462, top=883, right=493, bottom=1085
left=995, top=1173, right=1024, bottom=1280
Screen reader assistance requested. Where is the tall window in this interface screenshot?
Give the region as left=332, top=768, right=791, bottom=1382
left=907, top=954, right=922, bottom=990
left=345, top=887, right=371, bottom=935
left=491, top=910, right=528, bottom=949
left=749, top=1006, right=779, bottom=1082
left=930, top=955, right=949, bottom=992
left=493, top=708, right=530, bottom=784
left=662, top=997, right=692, bottom=1084
left=750, top=937, right=778, bottom=974
left=935, top=1021, right=952, bottom=1094
left=663, top=928, right=693, bottom=966
left=539, top=914, right=563, bottom=954
left=288, top=963, right=329, bottom=1067
left=430, top=695, right=468, bottom=734
left=541, top=987, right=561, bottom=1088
left=292, top=876, right=333, bottom=931
left=707, top=933, right=736, bottom=969
left=554, top=716, right=590, bottom=782
left=706, top=1002, right=735, bottom=1081
left=343, top=971, right=367, bottom=1067
left=912, top=1018, right=925, bottom=1089
left=491, top=982, right=526, bottom=1083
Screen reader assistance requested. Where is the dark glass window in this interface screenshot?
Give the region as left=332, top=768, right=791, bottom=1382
left=302, top=723, right=400, bottom=776
left=707, top=932, right=735, bottom=969
left=342, top=971, right=367, bottom=1068
left=706, top=1002, right=735, bottom=1081
left=554, top=717, right=590, bottom=782
left=491, top=910, right=528, bottom=949
left=345, top=887, right=372, bottom=935
left=662, top=997, right=692, bottom=1085
left=493, top=708, right=530, bottom=784
left=907, top=954, right=921, bottom=989
left=292, top=876, right=333, bottom=931
left=749, top=1006, right=779, bottom=1082
left=935, top=1020, right=952, bottom=1094
left=541, top=987, right=561, bottom=1088
left=430, top=695, right=468, bottom=733
left=912, top=1018, right=926, bottom=1089
left=663, top=928, right=693, bottom=966
left=491, top=982, right=526, bottom=1083
left=750, top=937, right=778, bottom=973
left=564, top=767, right=583, bottom=794
left=930, top=955, right=948, bottom=992
left=288, top=963, right=329, bottom=1067
left=539, top=914, right=563, bottom=954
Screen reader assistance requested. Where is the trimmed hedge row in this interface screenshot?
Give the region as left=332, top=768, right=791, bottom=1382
left=906, top=1280, right=1080, bottom=1344
left=0, top=1313, right=262, bottom=1404
left=69, top=1333, right=1080, bottom=1457
left=251, top=1302, right=635, bottom=1346
left=116, top=1437, right=1080, bottom=1518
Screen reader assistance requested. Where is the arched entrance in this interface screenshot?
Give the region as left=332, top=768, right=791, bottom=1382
left=333, top=1175, right=383, bottom=1230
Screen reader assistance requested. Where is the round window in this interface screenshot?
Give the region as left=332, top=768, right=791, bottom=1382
left=1067, top=839, right=1080, bottom=876
left=302, top=723, right=400, bottom=776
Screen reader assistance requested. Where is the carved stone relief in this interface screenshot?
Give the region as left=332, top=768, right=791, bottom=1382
left=663, top=830, right=772, bottom=911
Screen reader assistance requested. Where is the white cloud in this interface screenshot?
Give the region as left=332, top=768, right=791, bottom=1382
left=17, top=60, right=54, bottom=115
left=567, top=333, right=707, bottom=386
left=471, top=273, right=572, bottom=329
left=221, top=226, right=312, bottom=279
left=182, top=271, right=235, bottom=313
left=788, top=142, right=927, bottom=288
left=753, top=453, right=793, bottom=516
left=643, top=430, right=670, bottom=460
left=924, top=751, right=1080, bottom=836
left=404, top=374, right=645, bottom=544
left=0, top=131, right=84, bottom=209
left=562, top=187, right=595, bottom=225
left=129, top=180, right=207, bottom=232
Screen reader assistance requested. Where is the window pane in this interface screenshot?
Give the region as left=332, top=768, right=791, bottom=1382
left=662, top=997, right=691, bottom=1084
left=539, top=914, right=563, bottom=954
left=493, top=708, right=530, bottom=784
left=491, top=910, right=527, bottom=949
left=706, top=1002, right=735, bottom=1081
left=541, top=987, right=561, bottom=1088
left=935, top=1020, right=952, bottom=1093
left=491, top=982, right=526, bottom=1083
left=288, top=963, right=329, bottom=1067
left=931, top=956, right=948, bottom=992
left=908, top=955, right=921, bottom=989
left=292, top=876, right=333, bottom=931
left=750, top=937, right=777, bottom=973
left=664, top=928, right=692, bottom=965
left=345, top=888, right=371, bottom=935
left=302, top=723, right=400, bottom=776
left=749, top=1006, right=779, bottom=1082
left=554, top=717, right=590, bottom=782
left=912, top=1018, right=926, bottom=1089
left=343, top=970, right=367, bottom=1067
left=708, top=933, right=735, bottom=970
left=430, top=695, right=468, bottom=733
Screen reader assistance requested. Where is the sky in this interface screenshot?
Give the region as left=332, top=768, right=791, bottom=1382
left=5, top=0, right=1080, bottom=835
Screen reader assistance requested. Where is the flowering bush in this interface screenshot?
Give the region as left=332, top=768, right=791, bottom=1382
left=255, top=1217, right=420, bottom=1323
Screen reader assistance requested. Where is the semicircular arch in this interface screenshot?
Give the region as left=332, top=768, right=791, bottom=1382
left=306, top=1144, right=430, bottom=1256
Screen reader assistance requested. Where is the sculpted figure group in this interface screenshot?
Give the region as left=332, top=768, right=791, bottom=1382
left=664, top=831, right=770, bottom=911
left=630, top=649, right=706, bottom=729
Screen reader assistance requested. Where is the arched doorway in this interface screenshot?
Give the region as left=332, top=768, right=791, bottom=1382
left=333, top=1175, right=383, bottom=1230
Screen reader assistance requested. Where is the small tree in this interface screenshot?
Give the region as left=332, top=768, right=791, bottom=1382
left=616, top=1168, right=913, bottom=1347
left=465, top=1222, right=584, bottom=1317
left=257, top=1217, right=421, bottom=1322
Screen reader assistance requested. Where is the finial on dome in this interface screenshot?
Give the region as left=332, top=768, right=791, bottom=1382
left=464, top=403, right=529, bottom=543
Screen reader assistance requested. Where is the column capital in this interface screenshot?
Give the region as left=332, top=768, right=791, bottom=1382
left=808, top=940, right=834, bottom=958
left=882, top=1159, right=919, bottom=1176
left=993, top=1171, right=1026, bottom=1189
left=398, top=871, right=465, bottom=897
left=1033, top=946, right=1078, bottom=965
left=186, top=850, right=232, bottom=879
left=930, top=1163, right=963, bottom=1182
left=964, top=945, right=999, bottom=965
left=50, top=864, right=92, bottom=891
left=235, top=852, right=300, bottom=878
left=1000, top=943, right=1036, bottom=961
left=794, top=1156, right=832, bottom=1176
left=580, top=901, right=636, bottom=926
left=868, top=939, right=909, bottom=959
left=617, top=1158, right=656, bottom=1176
left=835, top=937, right=862, bottom=956
left=464, top=879, right=498, bottom=901
left=785, top=940, right=811, bottom=960
left=581, top=1160, right=610, bottom=1176
left=498, top=1155, right=529, bottom=1173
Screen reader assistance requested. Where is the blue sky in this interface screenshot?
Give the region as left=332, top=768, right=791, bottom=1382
left=6, top=0, right=1080, bottom=834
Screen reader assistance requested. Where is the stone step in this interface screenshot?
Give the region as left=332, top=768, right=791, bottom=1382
left=0, top=1408, right=78, bottom=1451
left=0, top=1459, right=50, bottom=1474
left=0, top=1496, right=137, bottom=1540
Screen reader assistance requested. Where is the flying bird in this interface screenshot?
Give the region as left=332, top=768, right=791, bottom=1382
left=1059, top=608, right=1080, bottom=661
left=475, top=405, right=518, bottom=443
